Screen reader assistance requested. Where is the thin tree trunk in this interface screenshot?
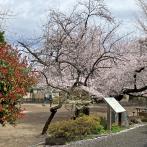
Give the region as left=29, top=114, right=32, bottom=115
left=41, top=104, right=62, bottom=135
left=42, top=109, right=57, bottom=135
left=41, top=91, right=72, bottom=135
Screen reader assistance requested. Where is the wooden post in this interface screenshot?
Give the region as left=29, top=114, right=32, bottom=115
left=118, top=113, right=122, bottom=126
left=107, top=105, right=111, bottom=131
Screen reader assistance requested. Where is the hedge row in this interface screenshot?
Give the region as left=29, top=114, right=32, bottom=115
left=48, top=115, right=105, bottom=141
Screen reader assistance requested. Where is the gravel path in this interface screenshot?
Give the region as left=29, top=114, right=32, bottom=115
left=62, top=124, right=147, bottom=147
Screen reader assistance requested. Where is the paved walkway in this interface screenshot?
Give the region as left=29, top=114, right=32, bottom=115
left=63, top=124, right=147, bottom=147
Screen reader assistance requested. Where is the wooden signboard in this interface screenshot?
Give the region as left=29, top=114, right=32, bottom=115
left=104, top=97, right=126, bottom=113
left=104, top=97, right=126, bottom=130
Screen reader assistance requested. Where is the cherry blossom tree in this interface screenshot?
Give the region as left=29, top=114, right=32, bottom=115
left=91, top=0, right=147, bottom=101
left=19, top=0, right=126, bottom=134
left=93, top=39, right=147, bottom=100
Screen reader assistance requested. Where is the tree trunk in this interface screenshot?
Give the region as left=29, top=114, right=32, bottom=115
left=41, top=103, right=62, bottom=135
left=41, top=109, right=57, bottom=135
left=41, top=90, right=70, bottom=135
left=41, top=102, right=63, bottom=135
left=114, top=95, right=123, bottom=101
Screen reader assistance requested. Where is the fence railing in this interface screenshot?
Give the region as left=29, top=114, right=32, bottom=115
left=22, top=98, right=44, bottom=103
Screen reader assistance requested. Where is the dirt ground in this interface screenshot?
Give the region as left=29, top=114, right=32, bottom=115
left=0, top=103, right=140, bottom=147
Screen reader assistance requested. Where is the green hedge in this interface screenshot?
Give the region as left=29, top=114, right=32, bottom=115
left=48, top=115, right=104, bottom=141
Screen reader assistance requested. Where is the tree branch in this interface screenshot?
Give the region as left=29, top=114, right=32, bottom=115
left=18, top=41, right=48, bottom=66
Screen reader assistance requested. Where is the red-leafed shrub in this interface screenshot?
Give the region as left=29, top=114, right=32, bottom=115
left=0, top=43, right=38, bottom=125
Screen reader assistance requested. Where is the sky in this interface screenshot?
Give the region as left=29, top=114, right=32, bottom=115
left=0, top=0, right=142, bottom=43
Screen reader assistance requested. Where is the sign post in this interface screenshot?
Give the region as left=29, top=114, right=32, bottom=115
left=107, top=105, right=111, bottom=131
left=104, top=97, right=126, bottom=131
left=118, top=113, right=122, bottom=126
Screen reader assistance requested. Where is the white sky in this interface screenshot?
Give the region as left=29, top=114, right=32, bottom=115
left=0, top=0, right=142, bottom=42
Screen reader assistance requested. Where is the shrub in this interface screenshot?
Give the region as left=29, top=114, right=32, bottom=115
left=52, top=96, right=60, bottom=104
left=100, top=117, right=107, bottom=129
left=141, top=118, right=147, bottom=122
left=48, top=115, right=104, bottom=142
left=111, top=124, right=123, bottom=133
left=0, top=44, right=38, bottom=125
